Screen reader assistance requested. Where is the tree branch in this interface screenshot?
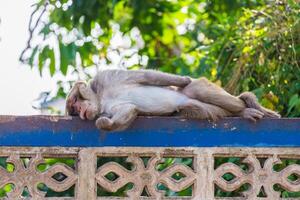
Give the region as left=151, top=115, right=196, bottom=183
left=19, top=2, right=48, bottom=63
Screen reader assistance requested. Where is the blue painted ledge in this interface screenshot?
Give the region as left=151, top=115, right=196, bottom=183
left=0, top=116, right=299, bottom=147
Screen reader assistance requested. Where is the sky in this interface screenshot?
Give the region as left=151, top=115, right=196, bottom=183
left=0, top=1, right=56, bottom=115
left=0, top=1, right=146, bottom=115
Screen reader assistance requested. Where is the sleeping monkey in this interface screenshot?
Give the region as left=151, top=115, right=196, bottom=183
left=66, top=69, right=280, bottom=131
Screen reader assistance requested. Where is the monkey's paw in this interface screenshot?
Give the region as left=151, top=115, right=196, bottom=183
left=95, top=117, right=114, bottom=130
left=241, top=108, right=264, bottom=122
left=261, top=107, right=281, bottom=118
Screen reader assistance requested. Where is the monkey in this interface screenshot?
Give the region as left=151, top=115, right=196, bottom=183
left=65, top=69, right=280, bottom=131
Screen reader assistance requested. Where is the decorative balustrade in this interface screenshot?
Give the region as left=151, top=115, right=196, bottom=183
left=0, top=116, right=300, bottom=199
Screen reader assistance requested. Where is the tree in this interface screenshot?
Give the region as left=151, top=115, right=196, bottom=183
left=20, top=0, right=300, bottom=117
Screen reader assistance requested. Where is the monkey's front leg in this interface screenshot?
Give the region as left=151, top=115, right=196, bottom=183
left=95, top=104, right=138, bottom=131
left=95, top=116, right=114, bottom=130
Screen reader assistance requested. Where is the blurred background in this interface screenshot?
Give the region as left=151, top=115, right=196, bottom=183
left=0, top=1, right=54, bottom=115
left=0, top=0, right=299, bottom=117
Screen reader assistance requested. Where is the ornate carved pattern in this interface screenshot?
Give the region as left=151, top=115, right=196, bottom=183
left=0, top=147, right=300, bottom=199
left=214, top=155, right=300, bottom=199
left=0, top=154, right=77, bottom=199
left=96, top=156, right=196, bottom=198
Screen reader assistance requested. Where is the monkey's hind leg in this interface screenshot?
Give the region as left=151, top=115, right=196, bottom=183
left=181, top=77, right=247, bottom=114
left=179, top=99, right=264, bottom=122
left=179, top=99, right=232, bottom=121
left=239, top=92, right=281, bottom=118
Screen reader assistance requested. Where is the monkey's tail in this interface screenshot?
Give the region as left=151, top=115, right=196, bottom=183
left=238, top=92, right=281, bottom=118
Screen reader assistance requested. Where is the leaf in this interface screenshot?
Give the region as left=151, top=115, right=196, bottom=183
left=29, top=46, right=39, bottom=67
left=288, top=94, right=299, bottom=107
left=287, top=94, right=300, bottom=115
left=38, top=46, right=50, bottom=76
left=162, top=29, right=174, bottom=44
left=38, top=52, right=44, bottom=76
left=59, top=42, right=76, bottom=75
left=78, top=42, right=95, bottom=67
left=242, top=46, right=252, bottom=53
left=39, top=23, right=51, bottom=36
left=49, top=49, right=56, bottom=77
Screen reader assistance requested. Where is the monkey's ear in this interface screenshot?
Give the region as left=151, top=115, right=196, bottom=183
left=65, top=81, right=86, bottom=116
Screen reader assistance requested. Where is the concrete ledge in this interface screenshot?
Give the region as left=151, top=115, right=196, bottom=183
left=0, top=115, right=299, bottom=147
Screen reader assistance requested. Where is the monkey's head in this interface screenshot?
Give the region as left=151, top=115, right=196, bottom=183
left=66, top=81, right=99, bottom=120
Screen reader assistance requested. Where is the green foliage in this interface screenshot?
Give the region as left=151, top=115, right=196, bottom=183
left=21, top=0, right=300, bottom=117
